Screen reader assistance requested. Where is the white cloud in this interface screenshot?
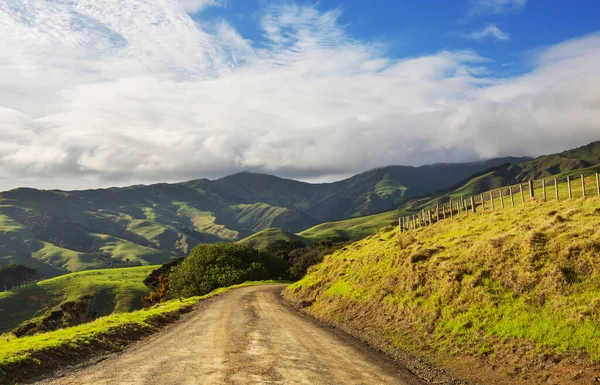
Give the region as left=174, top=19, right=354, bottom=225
left=0, top=1, right=599, bottom=191
left=178, top=0, right=224, bottom=14
left=468, top=0, right=527, bottom=16
left=467, top=24, right=511, bottom=41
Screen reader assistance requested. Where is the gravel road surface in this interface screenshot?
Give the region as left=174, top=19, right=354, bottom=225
left=38, top=284, right=424, bottom=385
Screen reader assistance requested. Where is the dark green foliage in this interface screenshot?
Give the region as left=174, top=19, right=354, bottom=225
left=168, top=244, right=287, bottom=298
left=0, top=264, right=38, bottom=291
left=259, top=239, right=350, bottom=280
left=143, top=258, right=183, bottom=292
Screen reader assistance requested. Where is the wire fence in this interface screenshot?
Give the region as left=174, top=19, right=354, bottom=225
left=399, top=171, right=600, bottom=232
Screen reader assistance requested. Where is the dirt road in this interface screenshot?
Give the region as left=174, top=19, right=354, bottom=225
left=38, top=284, right=423, bottom=385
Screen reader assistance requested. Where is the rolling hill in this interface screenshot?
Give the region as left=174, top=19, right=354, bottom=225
left=286, top=195, right=600, bottom=384
left=237, top=228, right=312, bottom=250
left=0, top=156, right=528, bottom=275
left=0, top=266, right=156, bottom=334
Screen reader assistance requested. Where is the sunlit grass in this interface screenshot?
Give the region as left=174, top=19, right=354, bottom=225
left=0, top=266, right=157, bottom=333
left=289, top=196, right=600, bottom=361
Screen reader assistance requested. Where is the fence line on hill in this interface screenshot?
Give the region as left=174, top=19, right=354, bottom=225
left=399, top=171, right=600, bottom=233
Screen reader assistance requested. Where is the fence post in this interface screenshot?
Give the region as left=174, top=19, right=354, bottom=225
left=471, top=196, right=476, bottom=213
left=449, top=199, right=453, bottom=219
left=529, top=180, right=534, bottom=199
left=490, top=191, right=495, bottom=210
left=500, top=189, right=505, bottom=209
left=443, top=204, right=447, bottom=219
left=542, top=179, right=546, bottom=201
left=567, top=176, right=572, bottom=199
left=520, top=184, right=524, bottom=204
left=480, top=193, right=485, bottom=211
left=597, top=173, right=600, bottom=197
left=582, top=175, right=586, bottom=198
left=399, top=217, right=403, bottom=233
left=555, top=178, right=559, bottom=200
left=457, top=201, right=461, bottom=216
left=509, top=187, right=514, bottom=207
left=436, top=204, right=440, bottom=222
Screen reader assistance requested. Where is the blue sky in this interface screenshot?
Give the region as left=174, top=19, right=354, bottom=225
left=0, top=0, right=599, bottom=190
left=197, top=0, right=600, bottom=76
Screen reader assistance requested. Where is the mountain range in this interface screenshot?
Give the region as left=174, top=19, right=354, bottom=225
left=0, top=156, right=531, bottom=276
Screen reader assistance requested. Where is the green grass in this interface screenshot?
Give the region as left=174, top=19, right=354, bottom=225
left=0, top=266, right=157, bottom=333
left=0, top=280, right=287, bottom=383
left=299, top=210, right=401, bottom=241
left=237, top=228, right=312, bottom=249
left=288, top=197, right=600, bottom=364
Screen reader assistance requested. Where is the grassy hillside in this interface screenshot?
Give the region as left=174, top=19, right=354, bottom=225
left=287, top=197, right=600, bottom=384
left=239, top=210, right=404, bottom=249
left=0, top=266, right=156, bottom=334
left=299, top=210, right=401, bottom=241
left=443, top=141, right=600, bottom=199
left=0, top=155, right=527, bottom=275
left=237, top=228, right=312, bottom=250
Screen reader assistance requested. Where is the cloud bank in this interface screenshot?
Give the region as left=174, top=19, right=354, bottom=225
left=0, top=1, right=599, bottom=190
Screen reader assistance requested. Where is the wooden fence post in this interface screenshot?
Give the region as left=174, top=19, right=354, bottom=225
left=500, top=189, right=505, bottom=209
left=509, top=187, right=514, bottom=207
left=457, top=201, right=461, bottom=216
left=399, top=217, right=403, bottom=233
left=471, top=196, right=476, bottom=213
left=480, top=193, right=485, bottom=211
left=567, top=176, right=572, bottom=199
left=581, top=175, right=586, bottom=198
left=436, top=204, right=440, bottom=222
left=597, top=173, right=600, bottom=197
left=555, top=178, right=559, bottom=200
left=450, top=199, right=453, bottom=219
left=529, top=180, right=534, bottom=199
left=542, top=179, right=546, bottom=201
left=520, top=184, right=524, bottom=204
left=443, top=204, right=446, bottom=219
left=490, top=191, right=495, bottom=210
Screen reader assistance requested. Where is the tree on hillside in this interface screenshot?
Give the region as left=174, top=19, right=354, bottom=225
left=142, top=258, right=183, bottom=304
left=0, top=264, right=39, bottom=291
left=168, top=243, right=287, bottom=299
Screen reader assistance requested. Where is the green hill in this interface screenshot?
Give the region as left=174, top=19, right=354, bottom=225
left=237, top=228, right=312, bottom=250
left=298, top=210, right=401, bottom=241
left=447, top=141, right=600, bottom=199
left=0, top=266, right=156, bottom=334
left=0, top=156, right=527, bottom=275
left=286, top=196, right=600, bottom=384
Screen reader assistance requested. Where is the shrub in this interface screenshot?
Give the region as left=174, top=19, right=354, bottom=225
left=168, top=244, right=286, bottom=298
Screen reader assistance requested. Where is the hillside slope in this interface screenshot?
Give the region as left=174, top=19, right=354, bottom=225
left=0, top=266, right=155, bottom=334
left=298, top=210, right=401, bottom=241
left=0, top=155, right=528, bottom=275
left=286, top=197, right=600, bottom=384
left=237, top=228, right=312, bottom=250
left=445, top=141, right=600, bottom=198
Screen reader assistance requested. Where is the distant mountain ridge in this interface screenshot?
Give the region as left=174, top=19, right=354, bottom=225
left=4, top=151, right=581, bottom=276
